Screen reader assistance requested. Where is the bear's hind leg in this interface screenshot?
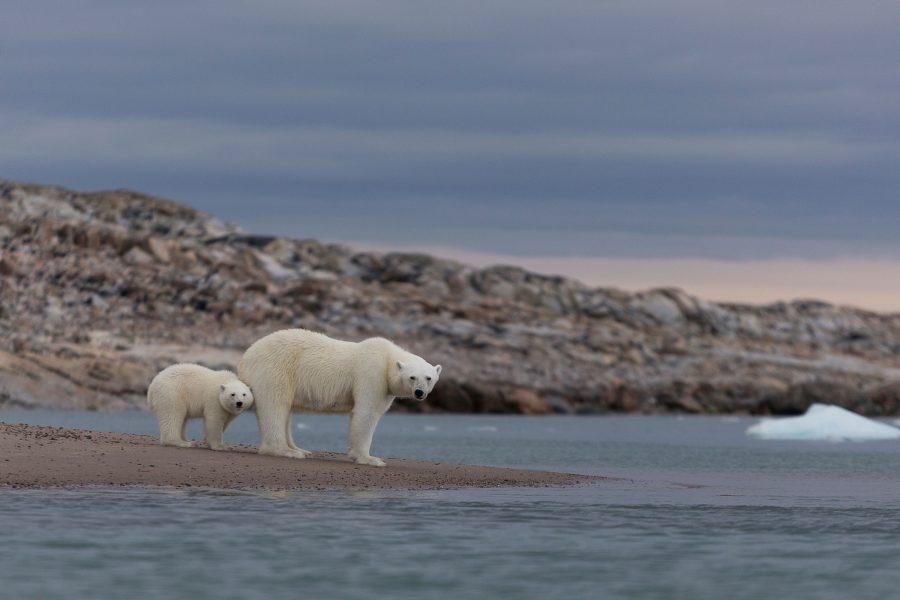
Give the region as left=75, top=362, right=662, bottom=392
left=257, top=396, right=309, bottom=459
left=285, top=413, right=312, bottom=457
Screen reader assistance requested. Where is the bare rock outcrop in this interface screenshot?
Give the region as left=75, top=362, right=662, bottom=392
left=3, top=179, right=900, bottom=414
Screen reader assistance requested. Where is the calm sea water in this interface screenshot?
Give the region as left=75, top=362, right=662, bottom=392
left=3, top=410, right=900, bottom=600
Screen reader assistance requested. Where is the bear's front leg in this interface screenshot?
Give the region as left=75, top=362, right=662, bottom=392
left=348, top=405, right=387, bottom=467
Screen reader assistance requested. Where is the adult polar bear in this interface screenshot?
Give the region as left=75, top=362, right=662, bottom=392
left=238, top=329, right=441, bottom=467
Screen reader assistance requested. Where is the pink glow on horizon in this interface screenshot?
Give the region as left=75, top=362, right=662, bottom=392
left=353, top=243, right=900, bottom=314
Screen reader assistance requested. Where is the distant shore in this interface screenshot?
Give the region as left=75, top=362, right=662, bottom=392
left=6, top=180, right=900, bottom=418
left=0, top=423, right=593, bottom=491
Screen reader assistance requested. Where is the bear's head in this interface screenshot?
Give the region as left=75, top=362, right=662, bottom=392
left=394, top=359, right=442, bottom=401
left=219, top=380, right=254, bottom=415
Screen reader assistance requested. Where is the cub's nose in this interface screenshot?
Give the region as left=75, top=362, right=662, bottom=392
left=414, top=389, right=425, bottom=399
left=236, top=401, right=244, bottom=408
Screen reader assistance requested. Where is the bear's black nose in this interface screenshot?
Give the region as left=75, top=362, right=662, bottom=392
left=236, top=401, right=243, bottom=408
left=414, top=389, right=425, bottom=399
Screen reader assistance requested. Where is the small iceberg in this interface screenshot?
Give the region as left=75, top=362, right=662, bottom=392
left=746, top=404, right=900, bottom=442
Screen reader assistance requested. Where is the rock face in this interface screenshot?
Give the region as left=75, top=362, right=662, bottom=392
left=2, top=179, right=900, bottom=415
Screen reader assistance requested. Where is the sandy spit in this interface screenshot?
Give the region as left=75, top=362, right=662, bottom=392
left=0, top=423, right=596, bottom=491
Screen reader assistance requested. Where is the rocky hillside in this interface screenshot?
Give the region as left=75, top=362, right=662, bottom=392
left=3, top=179, right=900, bottom=415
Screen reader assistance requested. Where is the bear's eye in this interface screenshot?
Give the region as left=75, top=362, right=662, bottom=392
left=231, top=393, right=236, bottom=397
left=409, top=376, right=416, bottom=381
left=426, top=376, right=432, bottom=381
left=242, top=393, right=247, bottom=397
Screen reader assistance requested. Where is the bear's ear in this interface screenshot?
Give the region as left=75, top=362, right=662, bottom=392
left=396, top=361, right=405, bottom=372
left=435, top=364, right=442, bottom=376
left=220, top=384, right=226, bottom=391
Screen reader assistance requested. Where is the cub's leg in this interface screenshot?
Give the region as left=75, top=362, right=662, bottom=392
left=157, top=405, right=196, bottom=448
left=204, top=411, right=236, bottom=451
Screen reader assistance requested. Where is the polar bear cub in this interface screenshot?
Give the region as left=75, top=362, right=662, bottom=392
left=238, top=329, right=441, bottom=466
left=147, top=363, right=254, bottom=450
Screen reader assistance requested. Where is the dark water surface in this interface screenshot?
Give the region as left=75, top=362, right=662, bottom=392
left=3, top=411, right=900, bottom=599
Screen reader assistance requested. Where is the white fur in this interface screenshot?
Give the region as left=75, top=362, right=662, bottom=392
left=147, top=363, right=254, bottom=450
left=238, top=329, right=441, bottom=466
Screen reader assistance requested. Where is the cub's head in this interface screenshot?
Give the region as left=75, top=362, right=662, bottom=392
left=395, top=359, right=442, bottom=401
left=219, top=380, right=254, bottom=415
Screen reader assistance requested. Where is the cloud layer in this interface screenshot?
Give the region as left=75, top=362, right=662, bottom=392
left=3, top=0, right=900, bottom=261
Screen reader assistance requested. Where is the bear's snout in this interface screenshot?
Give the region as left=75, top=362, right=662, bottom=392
left=236, top=401, right=244, bottom=408
left=414, top=389, right=425, bottom=399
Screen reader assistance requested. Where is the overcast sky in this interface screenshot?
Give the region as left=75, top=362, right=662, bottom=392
left=3, top=1, right=900, bottom=305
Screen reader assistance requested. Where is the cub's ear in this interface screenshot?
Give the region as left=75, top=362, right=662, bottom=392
left=435, top=365, right=442, bottom=376
left=396, top=361, right=405, bottom=371
left=220, top=384, right=226, bottom=391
